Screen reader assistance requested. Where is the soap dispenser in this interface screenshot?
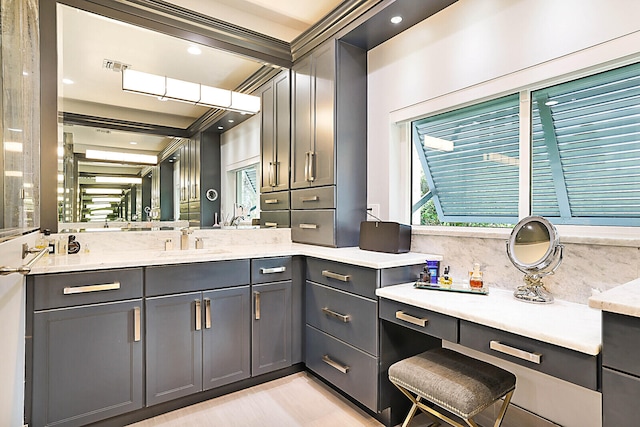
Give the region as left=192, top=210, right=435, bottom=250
left=469, top=263, right=484, bottom=289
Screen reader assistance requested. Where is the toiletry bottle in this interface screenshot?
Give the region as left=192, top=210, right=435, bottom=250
left=57, top=236, right=68, bottom=255
left=427, top=260, right=440, bottom=284
left=43, top=229, right=55, bottom=254
left=420, top=265, right=430, bottom=283
left=439, top=266, right=452, bottom=286
left=35, top=231, right=47, bottom=250
left=469, top=263, right=484, bottom=289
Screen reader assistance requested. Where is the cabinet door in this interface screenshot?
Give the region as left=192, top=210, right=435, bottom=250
left=252, top=281, right=292, bottom=376
left=311, top=40, right=336, bottom=187
left=32, top=300, right=143, bottom=427
left=146, top=292, right=203, bottom=405
left=291, top=56, right=313, bottom=189
left=260, top=81, right=276, bottom=192
left=274, top=70, right=291, bottom=191
left=203, top=286, right=251, bottom=390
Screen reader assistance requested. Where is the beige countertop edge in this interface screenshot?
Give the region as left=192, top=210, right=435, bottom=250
left=588, top=277, right=640, bottom=317
left=28, top=243, right=443, bottom=274
left=377, top=283, right=601, bottom=356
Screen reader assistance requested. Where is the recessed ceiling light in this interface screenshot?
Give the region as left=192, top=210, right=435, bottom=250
left=129, top=141, right=137, bottom=145
left=62, top=78, right=74, bottom=85
left=228, top=119, right=234, bottom=123
left=218, top=126, right=224, bottom=130
left=390, top=16, right=403, bottom=24
left=187, top=46, right=202, bottom=55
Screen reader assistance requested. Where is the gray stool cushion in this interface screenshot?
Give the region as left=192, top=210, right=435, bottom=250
left=389, top=348, right=516, bottom=419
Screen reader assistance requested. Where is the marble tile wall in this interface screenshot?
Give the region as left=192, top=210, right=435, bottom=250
left=411, top=234, right=640, bottom=304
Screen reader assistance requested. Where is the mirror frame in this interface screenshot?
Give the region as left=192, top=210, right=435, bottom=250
left=507, top=215, right=563, bottom=304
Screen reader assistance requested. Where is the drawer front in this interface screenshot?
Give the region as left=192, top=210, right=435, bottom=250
left=291, top=210, right=336, bottom=247
left=460, top=320, right=599, bottom=390
left=603, top=367, right=640, bottom=426
left=260, top=191, right=290, bottom=211
left=31, top=268, right=143, bottom=310
left=306, top=282, right=378, bottom=355
left=306, top=257, right=378, bottom=299
left=305, top=325, right=378, bottom=412
left=145, top=259, right=250, bottom=296
left=379, top=298, right=458, bottom=342
left=603, top=311, right=640, bottom=376
left=260, top=210, right=291, bottom=228
left=251, top=256, right=293, bottom=284
left=291, top=186, right=335, bottom=209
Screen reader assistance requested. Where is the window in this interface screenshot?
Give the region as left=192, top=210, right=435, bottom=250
left=412, top=62, right=640, bottom=227
left=235, top=164, right=258, bottom=220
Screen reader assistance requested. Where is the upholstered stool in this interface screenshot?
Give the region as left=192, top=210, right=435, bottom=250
left=388, top=348, right=516, bottom=427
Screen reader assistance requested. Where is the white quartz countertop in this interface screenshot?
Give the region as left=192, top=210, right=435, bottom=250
left=376, top=283, right=602, bottom=355
left=589, top=277, right=640, bottom=317
left=29, top=243, right=442, bottom=274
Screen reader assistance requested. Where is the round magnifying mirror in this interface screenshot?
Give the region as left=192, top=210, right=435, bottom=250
left=507, top=216, right=563, bottom=304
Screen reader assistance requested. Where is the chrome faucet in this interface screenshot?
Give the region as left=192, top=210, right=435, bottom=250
left=180, top=227, right=192, bottom=250
left=229, top=203, right=245, bottom=227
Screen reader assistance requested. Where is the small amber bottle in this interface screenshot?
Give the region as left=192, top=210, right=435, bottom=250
left=469, top=263, right=484, bottom=288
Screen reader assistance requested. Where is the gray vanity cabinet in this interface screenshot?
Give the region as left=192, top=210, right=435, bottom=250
left=29, top=268, right=144, bottom=427
left=602, top=311, right=640, bottom=426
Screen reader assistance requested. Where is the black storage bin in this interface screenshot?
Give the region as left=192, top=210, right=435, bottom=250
left=358, top=221, right=411, bottom=254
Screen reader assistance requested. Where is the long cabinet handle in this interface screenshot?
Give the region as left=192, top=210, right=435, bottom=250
left=254, top=291, right=261, bottom=320
left=299, top=223, right=318, bottom=229
left=322, top=270, right=351, bottom=282
left=395, top=310, right=428, bottom=327
left=260, top=266, right=286, bottom=274
left=63, top=282, right=121, bottom=295
left=133, top=306, right=141, bottom=342
left=204, top=298, right=211, bottom=329
left=300, top=196, right=319, bottom=202
left=265, top=222, right=278, bottom=228
left=308, top=151, right=316, bottom=182
left=490, top=340, right=542, bottom=364
left=322, top=307, right=350, bottom=323
left=264, top=199, right=279, bottom=204
left=304, top=152, right=310, bottom=182
left=195, top=300, right=202, bottom=331
left=322, top=355, right=349, bottom=374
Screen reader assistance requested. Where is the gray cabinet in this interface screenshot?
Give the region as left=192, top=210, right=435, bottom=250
left=290, top=39, right=367, bottom=247
left=260, top=70, right=290, bottom=193
left=602, top=311, right=640, bottom=426
left=29, top=269, right=144, bottom=427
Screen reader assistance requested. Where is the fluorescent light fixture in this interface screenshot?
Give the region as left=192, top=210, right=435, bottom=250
left=5, top=170, right=23, bottom=177
left=122, top=69, right=260, bottom=114
left=85, top=203, right=112, bottom=210
left=91, top=197, right=122, bottom=203
left=422, top=135, right=454, bottom=152
left=483, top=152, right=519, bottom=166
left=95, top=176, right=142, bottom=184
left=85, top=149, right=157, bottom=165
left=4, top=142, right=23, bottom=152
left=84, top=188, right=122, bottom=194
left=90, top=209, right=114, bottom=215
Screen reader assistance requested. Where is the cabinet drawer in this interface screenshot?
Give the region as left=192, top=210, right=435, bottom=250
left=379, top=298, right=458, bottom=342
left=146, top=259, right=250, bottom=296
left=31, top=268, right=143, bottom=310
left=305, top=325, right=378, bottom=412
left=306, top=257, right=378, bottom=299
left=306, top=282, right=378, bottom=355
left=260, top=191, right=290, bottom=211
left=260, top=210, right=291, bottom=228
left=291, top=210, right=335, bottom=247
left=251, top=256, right=292, bottom=284
left=460, top=320, right=599, bottom=390
left=291, top=186, right=335, bottom=209
left=603, top=311, right=640, bottom=376
left=603, top=367, right=640, bottom=426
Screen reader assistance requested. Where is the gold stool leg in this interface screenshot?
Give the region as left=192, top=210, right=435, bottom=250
left=493, top=390, right=514, bottom=427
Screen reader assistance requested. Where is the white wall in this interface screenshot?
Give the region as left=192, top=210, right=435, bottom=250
left=0, top=233, right=35, bottom=426
left=368, top=0, right=640, bottom=221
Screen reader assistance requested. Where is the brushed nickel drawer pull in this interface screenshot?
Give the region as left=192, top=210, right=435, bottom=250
left=63, top=282, right=121, bottom=295
left=395, top=310, right=428, bottom=327
left=260, top=266, right=286, bottom=274
left=322, top=355, right=349, bottom=374
left=195, top=300, right=202, bottom=331
left=301, top=196, right=319, bottom=202
left=322, top=270, right=351, bottom=282
left=204, top=298, right=212, bottom=329
left=254, top=291, right=261, bottom=320
left=299, top=223, right=318, bottom=229
left=490, top=340, right=542, bottom=364
left=264, top=199, right=279, bottom=204
left=322, top=307, right=350, bottom=323
left=265, top=222, right=278, bottom=228
left=133, top=307, right=141, bottom=342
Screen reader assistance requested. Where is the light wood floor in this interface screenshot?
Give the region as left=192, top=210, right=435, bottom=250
left=128, top=372, right=388, bottom=427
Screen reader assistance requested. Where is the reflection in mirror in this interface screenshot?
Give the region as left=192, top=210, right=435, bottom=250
left=507, top=216, right=563, bottom=304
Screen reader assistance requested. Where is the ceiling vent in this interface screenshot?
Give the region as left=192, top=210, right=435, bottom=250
left=102, top=59, right=130, bottom=72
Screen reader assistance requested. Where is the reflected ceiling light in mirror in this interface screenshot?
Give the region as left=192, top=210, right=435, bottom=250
left=122, top=69, right=260, bottom=114
left=84, top=188, right=122, bottom=194
left=390, top=16, right=403, bottom=24
left=95, top=176, right=142, bottom=184
left=91, top=197, right=122, bottom=202
left=85, top=149, right=157, bottom=165
left=422, top=135, right=454, bottom=152
left=4, top=142, right=23, bottom=152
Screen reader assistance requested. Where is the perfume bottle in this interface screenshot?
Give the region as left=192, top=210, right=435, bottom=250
left=469, top=263, right=484, bottom=289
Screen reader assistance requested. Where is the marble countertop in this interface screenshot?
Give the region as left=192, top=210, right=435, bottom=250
left=589, top=277, right=640, bottom=317
left=29, top=243, right=443, bottom=274
left=376, top=283, right=601, bottom=355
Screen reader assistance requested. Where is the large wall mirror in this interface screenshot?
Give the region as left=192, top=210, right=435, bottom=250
left=50, top=1, right=286, bottom=231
